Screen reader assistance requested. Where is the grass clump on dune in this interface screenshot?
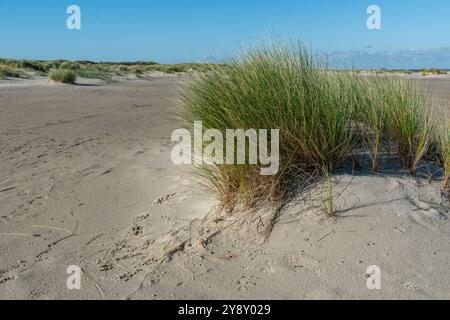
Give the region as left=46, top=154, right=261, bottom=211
left=48, top=70, right=76, bottom=84
left=180, top=43, right=357, bottom=211
left=437, top=122, right=450, bottom=189
left=382, top=80, right=432, bottom=172
left=0, top=59, right=49, bottom=73
left=0, top=65, right=29, bottom=79
left=60, top=61, right=81, bottom=71
left=353, top=77, right=388, bottom=173
left=355, top=77, right=432, bottom=173
left=421, top=68, right=446, bottom=76
left=180, top=42, right=439, bottom=216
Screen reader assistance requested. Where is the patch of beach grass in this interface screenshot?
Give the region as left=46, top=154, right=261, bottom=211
left=0, top=58, right=228, bottom=79
left=421, top=68, right=446, bottom=76
left=0, top=65, right=29, bottom=79
left=353, top=76, right=388, bottom=173
left=60, top=61, right=81, bottom=71
left=382, top=79, right=432, bottom=172
left=180, top=43, right=357, bottom=211
left=0, top=59, right=49, bottom=73
left=179, top=42, right=438, bottom=219
left=355, top=77, right=433, bottom=173
left=48, top=70, right=77, bottom=84
left=437, top=122, right=450, bottom=189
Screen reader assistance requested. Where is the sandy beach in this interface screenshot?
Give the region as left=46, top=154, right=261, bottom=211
left=1, top=75, right=449, bottom=300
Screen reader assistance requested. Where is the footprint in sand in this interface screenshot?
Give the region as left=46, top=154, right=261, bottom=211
left=236, top=275, right=259, bottom=292
left=402, top=281, right=418, bottom=290
left=391, top=179, right=448, bottom=229
left=134, top=213, right=150, bottom=222
left=282, top=253, right=321, bottom=276
left=0, top=274, right=17, bottom=285
left=407, top=198, right=447, bottom=230
left=152, top=193, right=177, bottom=206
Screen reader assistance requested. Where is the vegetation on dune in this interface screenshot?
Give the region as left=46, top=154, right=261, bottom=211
left=145, top=63, right=222, bottom=74
left=437, top=122, right=450, bottom=189
left=0, top=58, right=227, bottom=81
left=60, top=61, right=81, bottom=71
left=181, top=44, right=360, bottom=212
left=421, top=68, right=447, bottom=76
left=382, top=81, right=432, bottom=172
left=0, top=58, right=50, bottom=73
left=0, top=65, right=29, bottom=79
left=355, top=77, right=432, bottom=173
left=366, top=69, right=413, bottom=75
left=180, top=42, right=444, bottom=215
left=0, top=57, right=448, bottom=81
left=48, top=70, right=77, bottom=84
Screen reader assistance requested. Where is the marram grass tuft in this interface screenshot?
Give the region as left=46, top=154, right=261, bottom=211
left=179, top=42, right=438, bottom=214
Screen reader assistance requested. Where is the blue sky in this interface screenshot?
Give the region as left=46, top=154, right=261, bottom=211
left=0, top=0, right=449, bottom=68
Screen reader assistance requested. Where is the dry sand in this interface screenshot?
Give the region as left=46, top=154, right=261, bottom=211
left=0, top=75, right=449, bottom=300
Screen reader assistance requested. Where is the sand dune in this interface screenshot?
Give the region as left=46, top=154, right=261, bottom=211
left=0, top=75, right=449, bottom=299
